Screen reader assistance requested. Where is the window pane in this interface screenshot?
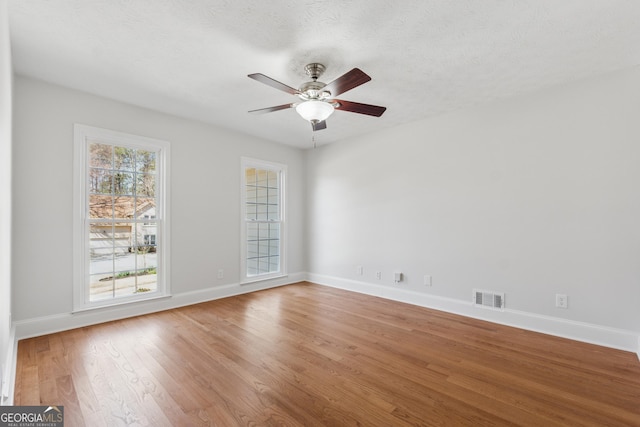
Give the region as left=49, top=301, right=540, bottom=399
left=256, top=256, right=279, bottom=274
left=89, top=195, right=112, bottom=219
left=258, top=240, right=269, bottom=257
left=136, top=173, right=155, bottom=197
left=267, top=170, right=278, bottom=188
left=267, top=188, right=279, bottom=206
left=134, top=268, right=157, bottom=293
left=268, top=205, right=279, bottom=220
left=245, top=203, right=256, bottom=220
left=89, top=169, right=112, bottom=194
left=89, top=142, right=112, bottom=169
left=269, top=239, right=280, bottom=256
left=258, top=257, right=269, bottom=274
left=256, top=187, right=268, bottom=204
left=114, top=147, right=136, bottom=171
left=90, top=222, right=113, bottom=249
left=258, top=223, right=270, bottom=239
left=247, top=241, right=258, bottom=259
left=257, top=204, right=268, bottom=220
left=90, top=275, right=113, bottom=301
left=90, top=247, right=113, bottom=260
left=136, top=197, right=156, bottom=221
left=113, top=196, right=135, bottom=219
left=256, top=169, right=268, bottom=187
left=136, top=150, right=156, bottom=173
left=90, top=250, right=113, bottom=275
left=113, top=172, right=135, bottom=195
left=136, top=197, right=156, bottom=211
left=269, top=256, right=280, bottom=273
left=113, top=223, right=132, bottom=252
left=270, top=223, right=280, bottom=238
left=136, top=250, right=157, bottom=271
left=245, top=168, right=256, bottom=185
left=114, top=253, right=133, bottom=275
left=247, top=258, right=258, bottom=276
left=247, top=223, right=258, bottom=240
left=246, top=186, right=256, bottom=203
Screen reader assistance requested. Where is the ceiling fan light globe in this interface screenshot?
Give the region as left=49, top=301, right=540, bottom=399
left=296, top=100, right=334, bottom=122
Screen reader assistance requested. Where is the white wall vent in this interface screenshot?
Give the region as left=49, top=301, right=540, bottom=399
left=473, top=289, right=505, bottom=310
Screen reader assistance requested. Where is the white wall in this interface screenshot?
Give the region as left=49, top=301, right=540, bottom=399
left=307, top=66, right=640, bottom=350
left=0, top=0, right=14, bottom=403
left=11, top=76, right=306, bottom=328
left=9, top=62, right=640, bottom=356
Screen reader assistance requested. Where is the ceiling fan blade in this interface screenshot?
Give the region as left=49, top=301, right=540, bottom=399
left=323, top=68, right=371, bottom=97
left=248, top=103, right=294, bottom=114
left=334, top=99, right=386, bottom=117
left=311, top=120, right=327, bottom=131
left=248, top=73, right=300, bottom=95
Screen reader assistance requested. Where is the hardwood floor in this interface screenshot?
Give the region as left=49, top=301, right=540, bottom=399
left=14, top=282, right=640, bottom=426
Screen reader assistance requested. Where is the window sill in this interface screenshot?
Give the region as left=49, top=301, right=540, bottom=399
left=241, top=273, right=288, bottom=285
left=72, top=293, right=172, bottom=314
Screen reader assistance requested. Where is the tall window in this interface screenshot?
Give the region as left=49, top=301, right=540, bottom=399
left=241, top=158, right=286, bottom=283
left=74, top=125, right=170, bottom=310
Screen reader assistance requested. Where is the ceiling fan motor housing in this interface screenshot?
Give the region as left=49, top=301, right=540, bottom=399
left=299, top=63, right=331, bottom=100
left=298, top=81, right=330, bottom=100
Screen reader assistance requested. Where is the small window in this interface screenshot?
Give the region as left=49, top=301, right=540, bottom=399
left=73, top=125, right=170, bottom=310
left=241, top=158, right=286, bottom=283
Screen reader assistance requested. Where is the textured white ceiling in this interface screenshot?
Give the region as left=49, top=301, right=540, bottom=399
left=8, top=0, right=640, bottom=148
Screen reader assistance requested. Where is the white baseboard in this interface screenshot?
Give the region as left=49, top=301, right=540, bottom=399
left=13, top=272, right=306, bottom=341
left=307, top=273, right=640, bottom=355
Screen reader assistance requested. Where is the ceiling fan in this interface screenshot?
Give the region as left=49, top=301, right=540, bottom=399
left=248, top=63, right=386, bottom=131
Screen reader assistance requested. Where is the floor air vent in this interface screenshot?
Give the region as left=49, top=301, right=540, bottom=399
left=473, top=289, right=505, bottom=310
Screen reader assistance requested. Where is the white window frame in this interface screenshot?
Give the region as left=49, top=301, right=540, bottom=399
left=241, top=157, right=287, bottom=284
left=73, top=124, right=171, bottom=311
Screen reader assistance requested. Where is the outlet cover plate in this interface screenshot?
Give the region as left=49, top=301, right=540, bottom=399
left=556, top=294, right=568, bottom=309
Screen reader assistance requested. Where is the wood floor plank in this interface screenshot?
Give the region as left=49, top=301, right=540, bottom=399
left=14, top=282, right=640, bottom=426
left=17, top=364, right=39, bottom=405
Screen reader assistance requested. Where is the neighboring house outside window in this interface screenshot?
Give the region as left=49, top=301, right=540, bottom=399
left=74, top=124, right=170, bottom=311
left=144, top=234, right=156, bottom=246
left=241, top=157, right=286, bottom=283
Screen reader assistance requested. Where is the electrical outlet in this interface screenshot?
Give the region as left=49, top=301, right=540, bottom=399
left=424, top=275, right=432, bottom=286
left=217, top=269, right=224, bottom=279
left=376, top=271, right=381, bottom=280
left=356, top=265, right=363, bottom=276
left=556, top=294, right=568, bottom=309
